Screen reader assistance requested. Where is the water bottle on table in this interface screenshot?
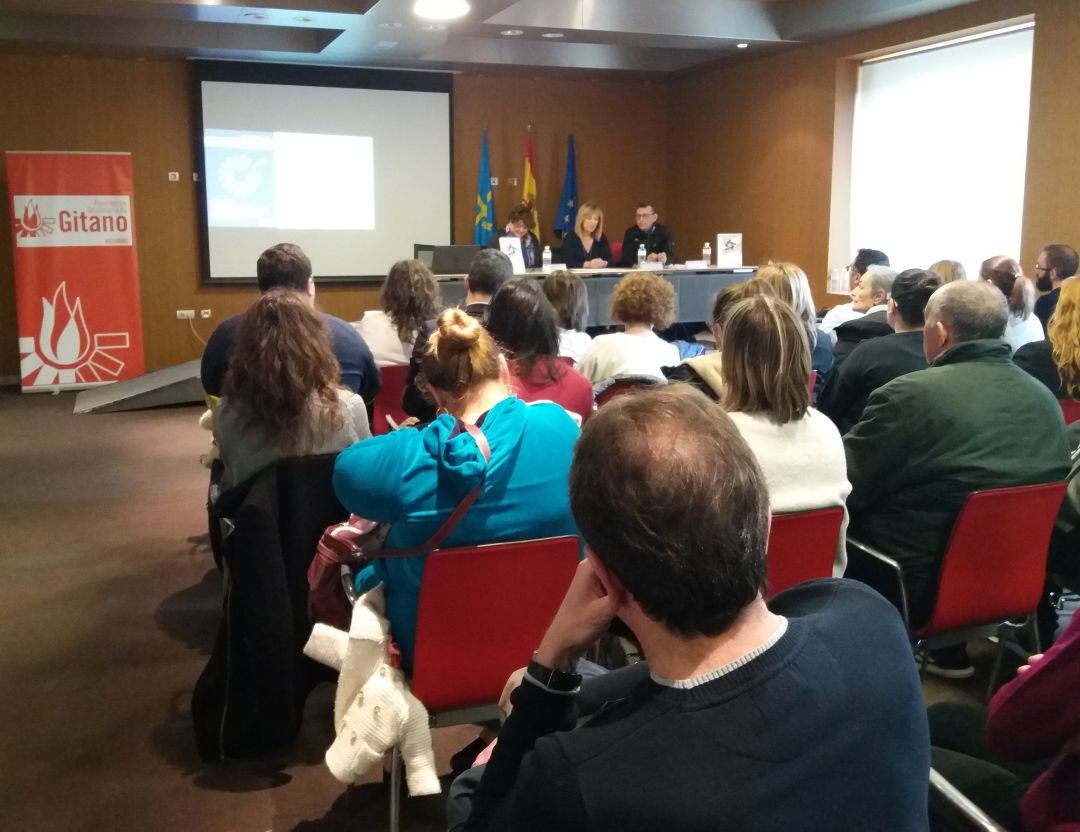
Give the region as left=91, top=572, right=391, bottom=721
left=703, top=242, right=711, bottom=266
left=637, top=243, right=647, bottom=267
left=542, top=246, right=552, bottom=272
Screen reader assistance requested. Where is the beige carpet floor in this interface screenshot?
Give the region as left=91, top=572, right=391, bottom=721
left=0, top=386, right=995, bottom=831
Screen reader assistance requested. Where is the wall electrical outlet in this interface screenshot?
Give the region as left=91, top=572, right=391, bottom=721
left=168, top=171, right=180, bottom=182
left=200, top=309, right=212, bottom=319
left=508, top=177, right=518, bottom=186
left=490, top=176, right=498, bottom=186
left=176, top=309, right=195, bottom=320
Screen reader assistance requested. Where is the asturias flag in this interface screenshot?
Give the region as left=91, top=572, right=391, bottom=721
left=522, top=130, right=539, bottom=238
left=473, top=130, right=495, bottom=246
left=553, top=134, right=578, bottom=239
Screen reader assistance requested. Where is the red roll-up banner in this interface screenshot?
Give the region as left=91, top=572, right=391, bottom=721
left=7, top=151, right=144, bottom=392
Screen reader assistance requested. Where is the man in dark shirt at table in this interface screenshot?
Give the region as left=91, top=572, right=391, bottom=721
left=448, top=385, right=930, bottom=832
left=200, top=243, right=379, bottom=403
left=620, top=202, right=676, bottom=267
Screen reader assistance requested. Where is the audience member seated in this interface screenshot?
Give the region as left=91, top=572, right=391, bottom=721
left=403, top=249, right=513, bottom=423
left=844, top=281, right=1070, bottom=677
left=664, top=279, right=774, bottom=400
left=542, top=270, right=592, bottom=363
left=577, top=272, right=679, bottom=384
left=819, top=247, right=890, bottom=337
left=491, top=202, right=541, bottom=269
left=754, top=261, right=834, bottom=377
left=981, top=255, right=1044, bottom=350
left=927, top=608, right=1080, bottom=832
left=928, top=259, right=967, bottom=284
left=1033, top=243, right=1078, bottom=332
left=213, top=290, right=371, bottom=492
left=829, top=265, right=898, bottom=362
left=1016, top=277, right=1080, bottom=399
left=818, top=269, right=941, bottom=433
left=333, top=309, right=582, bottom=670
left=353, top=259, right=442, bottom=367
left=560, top=202, right=613, bottom=269
left=619, top=201, right=675, bottom=267
left=201, top=243, right=379, bottom=403
left=485, top=279, right=594, bottom=424
left=447, top=385, right=930, bottom=832
left=719, top=294, right=851, bottom=573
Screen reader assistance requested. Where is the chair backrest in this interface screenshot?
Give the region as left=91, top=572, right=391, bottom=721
left=920, top=482, right=1068, bottom=635
left=610, top=239, right=623, bottom=264
left=1060, top=398, right=1080, bottom=425
left=766, top=508, right=843, bottom=598
left=373, top=364, right=409, bottom=434
left=410, top=536, right=580, bottom=712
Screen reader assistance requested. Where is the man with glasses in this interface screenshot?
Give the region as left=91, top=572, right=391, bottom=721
left=1033, top=243, right=1078, bottom=331
left=619, top=202, right=676, bottom=267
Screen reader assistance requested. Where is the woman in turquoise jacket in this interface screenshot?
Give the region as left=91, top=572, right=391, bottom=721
left=333, top=307, right=583, bottom=670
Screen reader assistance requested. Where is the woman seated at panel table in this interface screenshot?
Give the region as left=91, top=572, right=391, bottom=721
left=486, top=278, right=595, bottom=424
left=719, top=293, right=851, bottom=573
left=542, top=270, right=593, bottom=364
left=490, top=202, right=541, bottom=270
left=577, top=271, right=680, bottom=384
left=560, top=202, right=613, bottom=270
left=214, top=289, right=371, bottom=491
left=353, top=258, right=442, bottom=367
left=333, top=308, right=582, bottom=670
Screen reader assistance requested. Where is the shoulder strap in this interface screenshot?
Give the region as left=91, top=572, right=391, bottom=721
left=378, top=421, right=491, bottom=559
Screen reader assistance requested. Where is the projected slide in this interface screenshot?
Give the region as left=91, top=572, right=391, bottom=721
left=204, top=129, right=375, bottom=231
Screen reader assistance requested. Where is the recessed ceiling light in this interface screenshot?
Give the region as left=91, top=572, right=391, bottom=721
left=379, top=21, right=403, bottom=29
left=294, top=16, right=313, bottom=23
left=540, top=32, right=564, bottom=39
left=736, top=42, right=749, bottom=49
left=413, top=0, right=470, bottom=21
left=500, top=29, right=524, bottom=37
left=375, top=40, right=398, bottom=50
left=422, top=23, right=446, bottom=31
left=242, top=12, right=267, bottom=20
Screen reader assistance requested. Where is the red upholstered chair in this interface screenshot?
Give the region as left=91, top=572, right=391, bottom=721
left=385, top=536, right=580, bottom=830
left=848, top=482, right=1067, bottom=696
left=373, top=364, right=408, bottom=435
left=610, top=240, right=623, bottom=265
left=765, top=507, right=844, bottom=599
left=1060, top=398, right=1080, bottom=425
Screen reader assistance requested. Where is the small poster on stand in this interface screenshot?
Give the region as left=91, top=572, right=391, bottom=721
left=715, top=233, right=743, bottom=267
left=498, top=236, right=527, bottom=274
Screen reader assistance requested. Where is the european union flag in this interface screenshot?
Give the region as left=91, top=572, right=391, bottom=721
left=473, top=130, right=495, bottom=246
left=553, top=134, right=578, bottom=239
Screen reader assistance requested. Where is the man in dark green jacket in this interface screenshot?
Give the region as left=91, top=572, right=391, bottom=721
left=844, top=281, right=1070, bottom=675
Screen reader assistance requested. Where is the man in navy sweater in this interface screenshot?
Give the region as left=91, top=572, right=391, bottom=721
left=449, top=385, right=930, bottom=831
left=200, top=243, right=379, bottom=403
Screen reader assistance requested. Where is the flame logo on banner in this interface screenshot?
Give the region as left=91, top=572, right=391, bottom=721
left=18, top=282, right=130, bottom=387
left=13, top=200, right=56, bottom=238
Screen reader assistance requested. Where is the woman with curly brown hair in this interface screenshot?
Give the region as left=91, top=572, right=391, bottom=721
left=577, top=271, right=679, bottom=383
left=214, top=289, right=370, bottom=490
left=491, top=202, right=541, bottom=269
left=354, top=259, right=442, bottom=366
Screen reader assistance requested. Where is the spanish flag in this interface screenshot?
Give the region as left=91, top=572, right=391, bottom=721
left=522, top=129, right=539, bottom=238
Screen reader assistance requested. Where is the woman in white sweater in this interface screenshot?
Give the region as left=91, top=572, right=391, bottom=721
left=577, top=271, right=680, bottom=383
left=353, top=259, right=442, bottom=366
left=719, top=293, right=851, bottom=574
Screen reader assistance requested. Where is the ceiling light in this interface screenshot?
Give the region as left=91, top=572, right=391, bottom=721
left=413, top=0, right=470, bottom=21
left=242, top=12, right=267, bottom=20
left=501, top=29, right=524, bottom=37
left=540, top=32, right=564, bottom=39
left=422, top=23, right=446, bottom=31
left=736, top=42, right=749, bottom=49
left=379, top=21, right=403, bottom=29
left=294, top=16, right=313, bottom=23
left=375, top=41, right=398, bottom=50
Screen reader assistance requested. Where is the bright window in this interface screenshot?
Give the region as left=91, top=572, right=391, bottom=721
left=850, top=26, right=1034, bottom=278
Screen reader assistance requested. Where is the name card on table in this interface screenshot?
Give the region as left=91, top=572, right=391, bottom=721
left=498, top=236, right=527, bottom=273
left=716, top=233, right=743, bottom=267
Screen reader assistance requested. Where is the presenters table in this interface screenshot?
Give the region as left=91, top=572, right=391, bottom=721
left=436, top=267, right=756, bottom=326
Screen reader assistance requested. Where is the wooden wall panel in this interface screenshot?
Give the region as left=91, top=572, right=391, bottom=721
left=451, top=72, right=669, bottom=251
left=665, top=0, right=1050, bottom=304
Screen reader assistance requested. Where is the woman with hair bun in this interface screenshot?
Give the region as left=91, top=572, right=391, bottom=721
left=214, top=289, right=371, bottom=491
left=333, top=307, right=582, bottom=669
left=981, top=256, right=1044, bottom=350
